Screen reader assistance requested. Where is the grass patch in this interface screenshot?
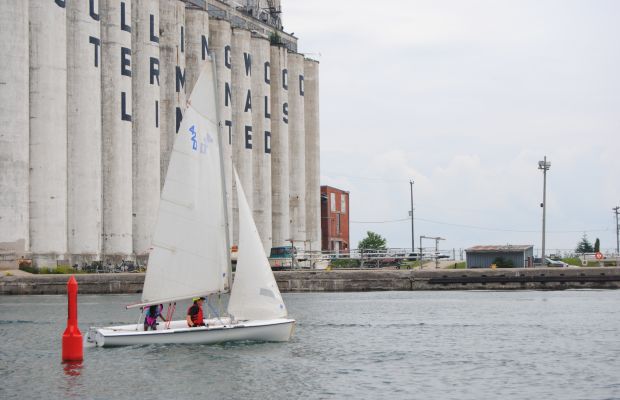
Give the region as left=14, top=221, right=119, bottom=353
left=582, top=260, right=617, bottom=267
left=19, top=264, right=85, bottom=274
left=329, top=258, right=361, bottom=269
left=398, top=261, right=414, bottom=269
left=562, top=257, right=618, bottom=267
left=446, top=262, right=467, bottom=269
left=562, top=257, right=581, bottom=266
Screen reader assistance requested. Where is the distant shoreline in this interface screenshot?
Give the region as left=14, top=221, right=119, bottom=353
left=1, top=267, right=619, bottom=295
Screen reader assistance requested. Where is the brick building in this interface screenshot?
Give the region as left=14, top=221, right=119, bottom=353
left=320, top=186, right=349, bottom=252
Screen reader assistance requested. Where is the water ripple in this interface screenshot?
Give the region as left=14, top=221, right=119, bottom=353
left=1, top=291, right=620, bottom=400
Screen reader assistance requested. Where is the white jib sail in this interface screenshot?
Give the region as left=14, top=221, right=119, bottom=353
left=227, top=170, right=288, bottom=320
left=141, top=61, right=230, bottom=305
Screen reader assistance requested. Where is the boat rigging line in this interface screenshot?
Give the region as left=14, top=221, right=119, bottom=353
left=165, top=303, right=176, bottom=330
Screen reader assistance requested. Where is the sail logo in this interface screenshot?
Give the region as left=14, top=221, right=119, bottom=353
left=190, top=125, right=198, bottom=150
left=188, top=125, right=213, bottom=154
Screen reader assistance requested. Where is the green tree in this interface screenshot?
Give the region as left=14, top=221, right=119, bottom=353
left=358, top=231, right=387, bottom=251
left=575, top=234, right=594, bottom=253
left=594, top=238, right=600, bottom=253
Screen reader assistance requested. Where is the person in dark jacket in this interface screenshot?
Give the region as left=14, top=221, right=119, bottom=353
left=186, top=297, right=206, bottom=327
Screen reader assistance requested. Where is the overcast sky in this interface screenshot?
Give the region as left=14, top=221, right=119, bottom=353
left=283, top=0, right=620, bottom=255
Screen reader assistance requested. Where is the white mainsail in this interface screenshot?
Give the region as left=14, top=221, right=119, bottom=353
left=227, top=171, right=288, bottom=320
left=141, top=61, right=230, bottom=305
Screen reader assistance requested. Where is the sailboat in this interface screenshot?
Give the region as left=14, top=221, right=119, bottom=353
left=87, top=58, right=295, bottom=347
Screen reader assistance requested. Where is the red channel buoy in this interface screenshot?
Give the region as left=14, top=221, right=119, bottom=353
left=62, top=275, right=83, bottom=362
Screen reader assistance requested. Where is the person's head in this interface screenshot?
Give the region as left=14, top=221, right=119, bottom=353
left=193, top=296, right=205, bottom=304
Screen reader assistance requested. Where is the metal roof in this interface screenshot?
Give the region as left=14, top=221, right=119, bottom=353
left=465, top=245, right=533, bottom=253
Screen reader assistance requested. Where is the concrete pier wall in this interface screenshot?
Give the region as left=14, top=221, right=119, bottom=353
left=0, top=273, right=145, bottom=295
left=3, top=268, right=619, bottom=295
left=276, top=268, right=620, bottom=292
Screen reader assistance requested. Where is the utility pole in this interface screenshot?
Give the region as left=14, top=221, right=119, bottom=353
left=614, top=206, right=620, bottom=255
left=538, top=157, right=551, bottom=260
left=409, top=180, right=415, bottom=254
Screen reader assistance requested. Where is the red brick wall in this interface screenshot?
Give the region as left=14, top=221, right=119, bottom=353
left=320, top=186, right=349, bottom=251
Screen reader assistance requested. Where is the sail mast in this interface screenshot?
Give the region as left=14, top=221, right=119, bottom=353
left=211, top=55, right=233, bottom=291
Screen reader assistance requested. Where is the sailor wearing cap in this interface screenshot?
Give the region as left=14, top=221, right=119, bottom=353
left=186, top=297, right=206, bottom=327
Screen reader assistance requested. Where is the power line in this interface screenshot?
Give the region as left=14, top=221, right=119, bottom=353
left=351, top=216, right=611, bottom=234
left=322, top=170, right=405, bottom=183
left=351, top=217, right=410, bottom=224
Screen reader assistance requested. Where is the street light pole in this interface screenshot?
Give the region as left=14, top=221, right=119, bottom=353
left=613, top=206, right=620, bottom=255
left=538, top=156, right=551, bottom=260
left=409, top=180, right=414, bottom=254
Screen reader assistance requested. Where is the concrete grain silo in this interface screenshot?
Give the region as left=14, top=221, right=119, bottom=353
left=250, top=34, right=272, bottom=252
left=132, top=0, right=160, bottom=260
left=287, top=52, right=306, bottom=247
left=159, top=0, right=186, bottom=187
left=269, top=45, right=289, bottom=248
left=67, top=0, right=102, bottom=264
left=185, top=7, right=210, bottom=93
left=101, top=0, right=133, bottom=261
left=0, top=0, right=320, bottom=269
left=208, top=18, right=233, bottom=243
left=231, top=27, right=253, bottom=245
left=304, top=58, right=320, bottom=252
left=0, top=1, right=29, bottom=257
left=28, top=0, right=67, bottom=267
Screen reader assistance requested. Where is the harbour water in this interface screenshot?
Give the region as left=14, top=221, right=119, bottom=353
left=1, top=290, right=620, bottom=399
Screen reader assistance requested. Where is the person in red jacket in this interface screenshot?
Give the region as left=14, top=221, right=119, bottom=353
left=186, top=297, right=206, bottom=327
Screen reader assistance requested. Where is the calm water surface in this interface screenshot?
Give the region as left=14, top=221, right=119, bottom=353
left=1, top=290, right=620, bottom=400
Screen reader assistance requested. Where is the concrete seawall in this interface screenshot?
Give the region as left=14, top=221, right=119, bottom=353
left=276, top=268, right=620, bottom=291
left=2, top=267, right=620, bottom=295
left=0, top=273, right=145, bottom=295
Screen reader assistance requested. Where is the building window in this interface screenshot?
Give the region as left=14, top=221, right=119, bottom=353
left=336, top=214, right=341, bottom=234
left=341, top=194, right=346, bottom=214
left=331, top=192, right=336, bottom=212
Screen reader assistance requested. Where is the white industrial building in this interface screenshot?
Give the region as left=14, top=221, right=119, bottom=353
left=0, top=0, right=320, bottom=268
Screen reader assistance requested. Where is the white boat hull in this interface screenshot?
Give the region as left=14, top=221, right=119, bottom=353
left=87, top=318, right=295, bottom=347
